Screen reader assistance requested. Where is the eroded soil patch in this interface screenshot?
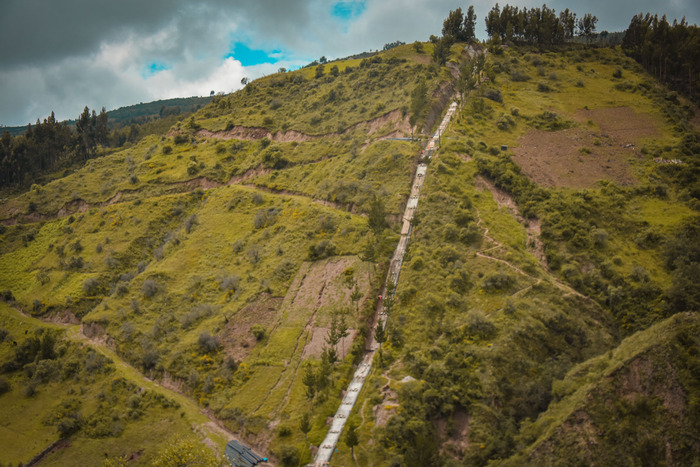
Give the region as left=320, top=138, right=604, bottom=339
left=221, top=295, right=282, bottom=362
left=512, top=107, right=659, bottom=188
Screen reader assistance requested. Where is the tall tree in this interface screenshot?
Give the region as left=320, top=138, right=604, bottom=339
left=344, top=421, right=359, bottom=459
left=76, top=106, right=95, bottom=160
left=485, top=3, right=501, bottom=40
left=368, top=196, right=388, bottom=235
left=299, top=412, right=311, bottom=441
left=463, top=6, right=477, bottom=41
left=375, top=320, right=386, bottom=351
left=578, top=13, right=598, bottom=42
left=442, top=8, right=465, bottom=40
left=96, top=107, right=109, bottom=146
left=432, top=35, right=453, bottom=66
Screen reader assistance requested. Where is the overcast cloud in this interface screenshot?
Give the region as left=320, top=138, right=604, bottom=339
left=1, top=0, right=698, bottom=126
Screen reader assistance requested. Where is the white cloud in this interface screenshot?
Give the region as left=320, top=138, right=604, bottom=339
left=1, top=0, right=698, bottom=126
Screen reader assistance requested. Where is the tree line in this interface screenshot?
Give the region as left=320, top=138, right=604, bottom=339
left=484, top=3, right=598, bottom=45
left=622, top=13, right=700, bottom=105
left=0, top=107, right=110, bottom=188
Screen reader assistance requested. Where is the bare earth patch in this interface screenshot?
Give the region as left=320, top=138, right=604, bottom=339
left=512, top=107, right=660, bottom=188
left=220, top=295, right=282, bottom=362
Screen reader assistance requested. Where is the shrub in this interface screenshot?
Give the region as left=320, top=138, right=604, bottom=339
left=174, top=134, right=188, bottom=144
left=537, top=82, right=552, bottom=92
left=198, top=332, right=221, bottom=353
left=162, top=145, right=173, bottom=155
left=251, top=324, right=266, bottom=341
left=246, top=245, right=261, bottom=263
left=278, top=445, right=300, bottom=467
left=510, top=70, right=530, bottom=82
left=308, top=240, right=337, bottom=260
left=184, top=214, right=197, bottom=233
left=0, top=376, right=10, bottom=394
left=466, top=310, right=497, bottom=340
left=83, top=277, right=100, bottom=295
left=481, top=272, right=514, bottom=291
left=142, top=279, right=159, bottom=298
left=219, top=275, right=240, bottom=292
left=483, top=88, right=503, bottom=103
left=575, top=80, right=585, bottom=87
left=273, top=259, right=296, bottom=280
left=232, top=240, right=244, bottom=253
left=187, top=161, right=199, bottom=175
left=253, top=208, right=280, bottom=229
left=613, top=68, right=623, bottom=78
left=181, top=304, right=216, bottom=329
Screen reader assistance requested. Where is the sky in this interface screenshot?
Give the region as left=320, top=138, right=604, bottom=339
left=1, top=0, right=698, bottom=127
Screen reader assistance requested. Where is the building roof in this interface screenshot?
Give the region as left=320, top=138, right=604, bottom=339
left=225, top=440, right=265, bottom=467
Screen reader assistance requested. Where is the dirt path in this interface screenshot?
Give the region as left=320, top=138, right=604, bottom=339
left=192, top=108, right=411, bottom=143
left=9, top=306, right=261, bottom=459
left=2, top=156, right=360, bottom=226
left=475, top=176, right=548, bottom=269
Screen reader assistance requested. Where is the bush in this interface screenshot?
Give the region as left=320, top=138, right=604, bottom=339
left=198, top=332, right=221, bottom=353
left=278, top=445, right=300, bottom=467
left=251, top=324, right=266, bottom=341
left=246, top=245, right=261, bottom=264
left=273, top=259, right=296, bottom=280
left=510, top=70, right=531, bottom=82
left=0, top=376, right=10, bottom=394
left=613, top=68, right=623, bottom=78
left=537, top=82, right=552, bottom=92
left=142, top=279, right=159, bottom=298
left=308, top=240, right=337, bottom=260
left=483, top=88, right=503, bottom=103
left=184, top=214, right=197, bottom=233
left=253, top=208, right=280, bottom=229
left=83, top=277, right=100, bottom=295
left=187, top=161, right=199, bottom=175
left=162, top=145, right=173, bottom=155
left=219, top=275, right=240, bottom=292
left=481, top=272, right=514, bottom=291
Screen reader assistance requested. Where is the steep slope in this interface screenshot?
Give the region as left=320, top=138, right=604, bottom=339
left=336, top=45, right=700, bottom=466
left=507, top=312, right=700, bottom=466
left=0, top=43, right=466, bottom=464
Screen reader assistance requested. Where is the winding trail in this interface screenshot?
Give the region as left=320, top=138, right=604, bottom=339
left=313, top=101, right=459, bottom=466
left=7, top=306, right=264, bottom=460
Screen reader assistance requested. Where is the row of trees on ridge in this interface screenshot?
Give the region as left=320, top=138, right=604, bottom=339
left=622, top=13, right=700, bottom=105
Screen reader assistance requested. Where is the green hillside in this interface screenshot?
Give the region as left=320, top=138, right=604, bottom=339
left=1, top=9, right=699, bottom=467
left=0, top=42, right=459, bottom=465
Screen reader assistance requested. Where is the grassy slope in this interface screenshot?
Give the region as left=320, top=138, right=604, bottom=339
left=507, top=312, right=700, bottom=465
left=0, top=303, right=209, bottom=466
left=340, top=45, right=700, bottom=466
left=0, top=41, right=464, bottom=464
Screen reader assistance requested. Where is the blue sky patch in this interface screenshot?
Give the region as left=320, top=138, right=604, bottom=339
left=332, top=1, right=366, bottom=21
left=142, top=61, right=169, bottom=78
left=226, top=42, right=280, bottom=66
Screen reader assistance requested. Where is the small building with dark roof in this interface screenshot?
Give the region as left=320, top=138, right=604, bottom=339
left=225, top=440, right=265, bottom=467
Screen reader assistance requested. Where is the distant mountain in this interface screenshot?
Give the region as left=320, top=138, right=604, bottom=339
left=0, top=96, right=213, bottom=136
